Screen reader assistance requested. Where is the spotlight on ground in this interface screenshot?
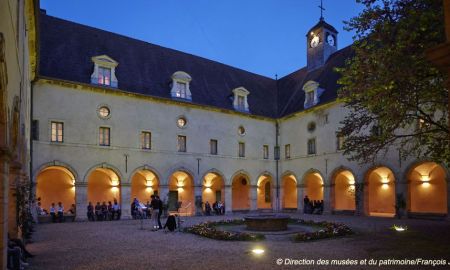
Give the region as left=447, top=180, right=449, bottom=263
left=251, top=248, right=265, bottom=255
left=392, top=225, right=407, bottom=232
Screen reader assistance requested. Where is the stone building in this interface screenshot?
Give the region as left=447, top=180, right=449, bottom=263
left=0, top=0, right=38, bottom=267
left=31, top=10, right=449, bottom=221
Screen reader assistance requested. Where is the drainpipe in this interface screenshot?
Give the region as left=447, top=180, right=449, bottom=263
left=275, top=121, right=280, bottom=212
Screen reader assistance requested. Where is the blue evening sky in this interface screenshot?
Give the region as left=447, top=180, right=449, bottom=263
left=40, top=0, right=364, bottom=78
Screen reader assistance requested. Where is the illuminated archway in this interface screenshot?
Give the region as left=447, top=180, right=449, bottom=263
left=331, top=169, right=356, bottom=211
left=36, top=166, right=76, bottom=212
left=408, top=162, right=447, bottom=214
left=282, top=174, right=297, bottom=209
left=168, top=171, right=194, bottom=216
left=131, top=169, right=159, bottom=204
left=257, top=174, right=272, bottom=209
left=202, top=172, right=225, bottom=209
left=303, top=171, right=324, bottom=201
left=231, top=173, right=250, bottom=211
left=87, top=168, right=121, bottom=204
left=365, top=167, right=395, bottom=217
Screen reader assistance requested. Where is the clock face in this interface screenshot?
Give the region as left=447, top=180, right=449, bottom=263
left=310, top=35, right=320, bottom=48
left=327, top=34, right=335, bottom=46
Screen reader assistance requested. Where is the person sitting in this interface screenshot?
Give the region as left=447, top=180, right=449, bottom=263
left=37, top=202, right=46, bottom=215
left=87, top=202, right=95, bottom=221
left=204, top=201, right=211, bottom=216
left=68, top=204, right=76, bottom=215
left=49, top=203, right=56, bottom=223
left=112, top=199, right=121, bottom=220
left=101, top=202, right=108, bottom=221
left=57, top=202, right=64, bottom=222
left=145, top=201, right=151, bottom=219
left=220, top=201, right=225, bottom=215
left=95, top=202, right=102, bottom=221
left=107, top=201, right=113, bottom=221
left=212, top=201, right=218, bottom=215
left=303, top=195, right=310, bottom=214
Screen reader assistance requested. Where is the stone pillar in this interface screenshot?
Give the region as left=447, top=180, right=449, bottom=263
left=250, top=185, right=257, bottom=211
left=120, top=184, right=131, bottom=219
left=224, top=185, right=232, bottom=213
left=0, top=157, right=9, bottom=270
left=8, top=168, right=19, bottom=238
left=159, top=185, right=169, bottom=203
left=279, top=186, right=284, bottom=211
left=297, top=184, right=304, bottom=214
left=323, top=184, right=332, bottom=214
left=355, top=183, right=365, bottom=216
left=194, top=184, right=202, bottom=215
left=75, top=183, right=87, bottom=221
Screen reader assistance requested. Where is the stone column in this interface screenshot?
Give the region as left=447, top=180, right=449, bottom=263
left=194, top=184, right=202, bottom=215
left=0, top=157, right=8, bottom=270
left=297, top=184, right=304, bottom=214
left=323, top=184, right=332, bottom=214
left=75, top=182, right=87, bottom=221
left=250, top=185, right=257, bottom=211
left=159, top=184, right=169, bottom=217
left=279, top=186, right=284, bottom=211
left=224, top=185, right=232, bottom=213
left=120, top=184, right=131, bottom=219
left=7, top=167, right=19, bottom=238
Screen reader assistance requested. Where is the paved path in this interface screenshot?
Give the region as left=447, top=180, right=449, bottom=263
left=26, top=214, right=450, bottom=270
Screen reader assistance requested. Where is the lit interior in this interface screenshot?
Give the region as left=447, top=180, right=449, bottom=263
left=87, top=168, right=121, bottom=205
left=304, top=172, right=323, bottom=201
left=131, top=169, right=159, bottom=204
left=409, top=162, right=447, bottom=214
left=168, top=171, right=194, bottom=216
left=282, top=174, right=297, bottom=209
left=231, top=174, right=250, bottom=210
left=333, top=170, right=356, bottom=211
left=257, top=175, right=272, bottom=209
left=202, top=173, right=225, bottom=209
left=36, top=166, right=76, bottom=212
left=366, top=167, right=395, bottom=217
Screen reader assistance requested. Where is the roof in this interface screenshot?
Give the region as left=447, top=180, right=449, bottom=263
left=306, top=18, right=339, bottom=36
left=38, top=12, right=352, bottom=119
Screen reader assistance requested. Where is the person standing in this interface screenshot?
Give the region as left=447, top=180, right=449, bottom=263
left=205, top=201, right=211, bottom=216
left=57, top=202, right=64, bottom=222
left=150, top=195, right=159, bottom=230
left=87, top=202, right=94, bottom=221
left=95, top=202, right=102, bottom=221
left=303, top=195, right=310, bottom=214
left=156, top=195, right=163, bottom=229
left=49, top=203, right=56, bottom=223
left=112, top=199, right=121, bottom=220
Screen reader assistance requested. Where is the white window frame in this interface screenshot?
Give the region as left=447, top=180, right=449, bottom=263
left=170, top=71, right=192, bottom=100
left=238, top=142, right=245, bottom=157
left=178, top=135, right=187, bottom=152
left=210, top=139, right=218, bottom=155
left=141, top=131, right=152, bottom=150
left=232, top=87, right=250, bottom=112
left=263, top=145, right=269, bottom=159
left=90, top=55, right=118, bottom=87
left=50, top=121, right=64, bottom=143
left=307, top=138, right=316, bottom=155
left=99, top=126, right=111, bottom=146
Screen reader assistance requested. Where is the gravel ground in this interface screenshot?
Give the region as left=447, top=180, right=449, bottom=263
left=25, top=214, right=450, bottom=270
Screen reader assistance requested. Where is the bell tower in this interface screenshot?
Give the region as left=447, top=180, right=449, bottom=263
left=306, top=0, right=338, bottom=71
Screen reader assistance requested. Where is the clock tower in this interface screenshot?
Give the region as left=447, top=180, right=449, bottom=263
left=306, top=18, right=338, bottom=71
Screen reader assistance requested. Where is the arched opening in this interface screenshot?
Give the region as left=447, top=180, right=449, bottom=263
left=282, top=174, right=297, bottom=209
left=131, top=169, right=159, bottom=204
left=36, top=166, right=76, bottom=213
left=231, top=173, right=250, bottom=211
left=332, top=170, right=356, bottom=211
left=168, top=171, right=194, bottom=216
left=304, top=172, right=324, bottom=201
left=202, top=172, right=225, bottom=210
left=408, top=162, right=447, bottom=215
left=87, top=168, right=121, bottom=205
left=257, top=174, right=272, bottom=209
left=365, top=167, right=395, bottom=217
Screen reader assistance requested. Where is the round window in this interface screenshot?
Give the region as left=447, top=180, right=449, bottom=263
left=307, top=122, right=316, bottom=132
left=98, top=106, right=110, bottom=118
left=177, top=117, right=187, bottom=128
left=238, top=126, right=246, bottom=136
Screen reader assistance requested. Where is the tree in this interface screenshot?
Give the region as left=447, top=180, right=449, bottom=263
left=337, top=0, right=449, bottom=166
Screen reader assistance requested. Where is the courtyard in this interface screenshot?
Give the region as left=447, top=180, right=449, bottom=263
left=26, top=214, right=450, bottom=270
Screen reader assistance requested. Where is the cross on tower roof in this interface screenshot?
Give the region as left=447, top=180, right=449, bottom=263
left=318, top=0, right=325, bottom=21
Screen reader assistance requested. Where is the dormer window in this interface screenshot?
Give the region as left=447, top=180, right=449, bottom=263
left=91, top=55, right=118, bottom=87
left=232, top=87, right=250, bottom=112
left=303, top=80, right=324, bottom=109
left=171, top=71, right=192, bottom=101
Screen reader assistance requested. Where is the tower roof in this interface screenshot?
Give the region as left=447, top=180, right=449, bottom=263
left=306, top=19, right=338, bottom=36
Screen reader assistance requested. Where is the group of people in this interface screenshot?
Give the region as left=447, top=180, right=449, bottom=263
left=303, top=195, right=324, bottom=214
left=87, top=199, right=121, bottom=221
left=204, top=201, right=225, bottom=215
left=33, top=199, right=76, bottom=223
left=131, top=195, right=163, bottom=230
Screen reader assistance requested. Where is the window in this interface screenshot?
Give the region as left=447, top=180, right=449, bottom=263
left=175, top=82, right=187, bottom=98
left=99, top=127, right=110, bottom=146
left=141, top=131, right=151, bottom=150
left=210, top=139, right=218, bottom=155
left=238, top=142, right=245, bottom=157
left=305, top=91, right=315, bottom=107
left=177, top=135, right=186, bottom=152
left=98, top=106, right=110, bottom=119
left=337, top=133, right=345, bottom=151
left=307, top=138, right=316, bottom=155
left=98, top=67, right=111, bottom=86
left=285, top=144, right=291, bottom=159
left=237, top=95, right=245, bottom=110
left=263, top=145, right=269, bottom=159
left=51, top=122, right=63, bottom=142
left=177, top=117, right=187, bottom=128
